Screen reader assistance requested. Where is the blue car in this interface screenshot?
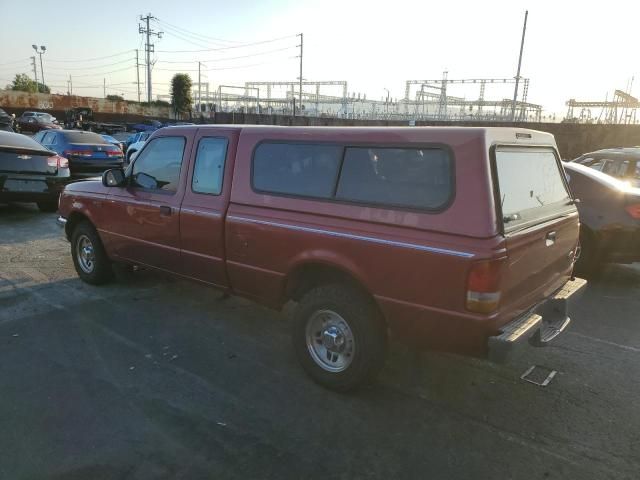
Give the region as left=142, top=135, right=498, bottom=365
left=129, top=119, right=162, bottom=133
left=101, top=134, right=125, bottom=153
left=33, top=129, right=124, bottom=178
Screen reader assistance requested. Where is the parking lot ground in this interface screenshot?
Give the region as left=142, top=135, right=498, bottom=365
left=2, top=202, right=640, bottom=480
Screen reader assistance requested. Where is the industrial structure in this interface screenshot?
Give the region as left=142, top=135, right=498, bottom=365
left=565, top=89, right=640, bottom=124
left=156, top=73, right=543, bottom=122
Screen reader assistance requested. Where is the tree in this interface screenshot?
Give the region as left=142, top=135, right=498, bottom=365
left=106, top=94, right=124, bottom=101
left=5, top=74, right=49, bottom=94
left=170, top=73, right=193, bottom=118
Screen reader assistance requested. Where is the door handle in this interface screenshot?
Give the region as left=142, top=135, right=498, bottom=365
left=159, top=205, right=172, bottom=216
left=545, top=231, right=556, bottom=247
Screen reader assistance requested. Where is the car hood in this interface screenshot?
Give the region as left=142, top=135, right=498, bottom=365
left=64, top=178, right=107, bottom=194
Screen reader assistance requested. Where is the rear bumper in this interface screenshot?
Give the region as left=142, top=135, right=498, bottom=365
left=0, top=175, right=69, bottom=203
left=487, top=277, right=587, bottom=362
left=69, top=160, right=124, bottom=178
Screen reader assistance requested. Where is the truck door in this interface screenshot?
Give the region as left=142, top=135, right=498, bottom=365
left=103, top=134, right=191, bottom=272
left=493, top=146, right=579, bottom=318
left=178, top=129, right=239, bottom=287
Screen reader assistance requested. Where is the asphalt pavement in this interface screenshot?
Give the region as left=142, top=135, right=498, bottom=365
left=1, top=202, right=639, bottom=480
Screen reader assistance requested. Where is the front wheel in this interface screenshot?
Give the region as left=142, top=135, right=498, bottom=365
left=37, top=199, right=58, bottom=212
left=292, top=284, right=387, bottom=392
left=71, top=222, right=113, bottom=285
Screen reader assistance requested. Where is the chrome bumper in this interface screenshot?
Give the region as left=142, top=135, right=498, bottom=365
left=56, top=216, right=67, bottom=228
left=488, top=277, right=587, bottom=363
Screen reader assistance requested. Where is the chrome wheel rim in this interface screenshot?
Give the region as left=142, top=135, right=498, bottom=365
left=76, top=234, right=96, bottom=274
left=305, top=309, right=355, bottom=372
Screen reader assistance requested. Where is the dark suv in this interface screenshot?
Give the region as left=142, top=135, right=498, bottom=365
left=572, top=148, right=640, bottom=187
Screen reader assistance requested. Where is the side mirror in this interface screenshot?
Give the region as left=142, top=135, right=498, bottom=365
left=133, top=172, right=158, bottom=190
left=102, top=168, right=126, bottom=187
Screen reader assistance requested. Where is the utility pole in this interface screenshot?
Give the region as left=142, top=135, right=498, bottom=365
left=384, top=88, right=390, bottom=115
left=31, top=56, right=38, bottom=85
left=297, top=33, right=303, bottom=116
left=139, top=13, right=163, bottom=103
left=103, top=78, right=106, bottom=98
left=510, top=10, right=528, bottom=122
left=135, top=49, right=141, bottom=102
left=198, top=61, right=201, bottom=115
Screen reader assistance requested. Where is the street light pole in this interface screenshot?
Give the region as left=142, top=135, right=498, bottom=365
left=32, top=45, right=46, bottom=90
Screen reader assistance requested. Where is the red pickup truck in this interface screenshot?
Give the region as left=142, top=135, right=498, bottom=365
left=57, top=125, right=586, bottom=391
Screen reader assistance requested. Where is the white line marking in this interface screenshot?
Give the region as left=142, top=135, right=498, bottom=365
left=568, top=331, right=640, bottom=353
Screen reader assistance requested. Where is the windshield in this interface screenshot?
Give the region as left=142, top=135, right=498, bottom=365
left=495, top=147, right=572, bottom=231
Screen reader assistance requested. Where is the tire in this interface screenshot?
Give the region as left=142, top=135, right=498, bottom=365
left=70, top=221, right=113, bottom=285
left=574, top=228, right=600, bottom=278
left=36, top=199, right=58, bottom=212
left=292, top=283, right=387, bottom=392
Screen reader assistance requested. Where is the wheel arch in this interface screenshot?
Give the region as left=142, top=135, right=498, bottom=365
left=65, top=211, right=93, bottom=241
left=283, top=260, right=387, bottom=329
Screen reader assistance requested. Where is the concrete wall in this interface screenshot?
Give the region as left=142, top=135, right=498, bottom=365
left=209, top=112, right=640, bottom=159
left=0, top=89, right=171, bottom=123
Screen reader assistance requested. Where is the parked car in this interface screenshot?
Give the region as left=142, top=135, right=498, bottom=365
left=15, top=111, right=61, bottom=134
left=128, top=119, right=162, bottom=133
left=0, top=130, right=70, bottom=211
left=101, top=134, right=125, bottom=153
left=125, top=131, right=150, bottom=163
left=564, top=161, right=640, bottom=275
left=33, top=129, right=124, bottom=178
left=57, top=126, right=586, bottom=391
left=571, top=148, right=640, bottom=187
left=0, top=108, right=13, bottom=132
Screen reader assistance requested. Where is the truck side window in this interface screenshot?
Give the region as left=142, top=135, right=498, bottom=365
left=253, top=143, right=342, bottom=198
left=192, top=137, right=228, bottom=195
left=132, top=137, right=185, bottom=192
left=336, top=147, right=453, bottom=210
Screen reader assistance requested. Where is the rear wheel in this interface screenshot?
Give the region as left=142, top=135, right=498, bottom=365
left=71, top=221, right=113, bottom=285
left=574, top=228, right=600, bottom=278
left=292, top=284, right=387, bottom=392
left=36, top=199, right=58, bottom=212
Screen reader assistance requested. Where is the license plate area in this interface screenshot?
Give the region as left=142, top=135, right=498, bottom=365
left=3, top=179, right=48, bottom=192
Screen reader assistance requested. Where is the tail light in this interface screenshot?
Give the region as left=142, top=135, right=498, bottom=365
left=466, top=259, right=505, bottom=314
left=106, top=149, right=122, bottom=156
left=625, top=204, right=640, bottom=219
left=63, top=149, right=92, bottom=157
left=47, top=155, right=69, bottom=169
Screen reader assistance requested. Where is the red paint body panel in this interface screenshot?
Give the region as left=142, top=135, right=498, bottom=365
left=58, top=125, right=579, bottom=357
left=178, top=128, right=239, bottom=287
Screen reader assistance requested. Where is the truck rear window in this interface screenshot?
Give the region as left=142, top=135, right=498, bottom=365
left=495, top=147, right=571, bottom=231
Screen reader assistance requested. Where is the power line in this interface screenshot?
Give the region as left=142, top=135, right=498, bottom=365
left=156, top=35, right=296, bottom=53
left=155, top=46, right=297, bottom=64
left=153, top=18, right=239, bottom=45
left=44, top=57, right=136, bottom=71
left=0, top=58, right=31, bottom=66
left=45, top=50, right=135, bottom=63
left=154, top=57, right=295, bottom=72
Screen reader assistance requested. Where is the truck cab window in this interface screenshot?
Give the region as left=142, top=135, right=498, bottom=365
left=192, top=137, right=228, bottom=195
left=132, top=137, right=185, bottom=192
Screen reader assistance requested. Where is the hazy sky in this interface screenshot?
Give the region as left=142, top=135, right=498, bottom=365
left=1, top=0, right=638, bottom=117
